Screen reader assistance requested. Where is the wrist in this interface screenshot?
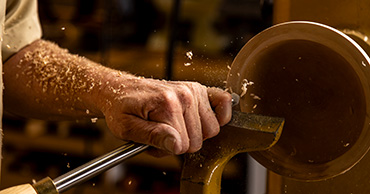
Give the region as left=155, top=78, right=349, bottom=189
left=83, top=68, right=139, bottom=118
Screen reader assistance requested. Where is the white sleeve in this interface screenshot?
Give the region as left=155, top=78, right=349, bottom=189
left=2, top=0, right=42, bottom=62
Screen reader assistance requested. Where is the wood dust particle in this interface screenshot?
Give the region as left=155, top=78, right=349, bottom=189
left=250, top=93, right=261, bottom=100
left=186, top=51, right=193, bottom=60
left=91, top=118, right=98, bottom=123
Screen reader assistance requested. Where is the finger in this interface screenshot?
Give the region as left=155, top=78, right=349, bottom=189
left=197, top=87, right=220, bottom=140
left=207, top=87, right=233, bottom=126
left=108, top=114, right=184, bottom=154
left=147, top=102, right=190, bottom=154
left=148, top=113, right=189, bottom=155
left=181, top=89, right=203, bottom=153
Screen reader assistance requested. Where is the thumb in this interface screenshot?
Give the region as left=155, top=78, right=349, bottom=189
left=108, top=114, right=183, bottom=154
left=156, top=125, right=183, bottom=154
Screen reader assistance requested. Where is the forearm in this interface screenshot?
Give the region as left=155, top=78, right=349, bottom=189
left=3, top=39, right=131, bottom=120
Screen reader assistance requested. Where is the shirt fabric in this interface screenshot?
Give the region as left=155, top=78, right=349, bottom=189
left=0, top=0, right=42, bottom=180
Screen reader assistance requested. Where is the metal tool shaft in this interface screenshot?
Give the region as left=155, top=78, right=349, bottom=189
left=53, top=142, right=149, bottom=193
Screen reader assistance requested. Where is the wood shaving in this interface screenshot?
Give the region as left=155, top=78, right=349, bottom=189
left=240, top=79, right=254, bottom=97
left=91, top=118, right=98, bottom=123
left=186, top=51, right=193, bottom=60
left=250, top=93, right=261, bottom=100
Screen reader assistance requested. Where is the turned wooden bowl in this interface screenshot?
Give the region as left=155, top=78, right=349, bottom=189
left=227, top=21, right=370, bottom=181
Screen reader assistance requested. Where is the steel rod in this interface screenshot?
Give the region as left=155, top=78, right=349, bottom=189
left=53, top=142, right=149, bottom=193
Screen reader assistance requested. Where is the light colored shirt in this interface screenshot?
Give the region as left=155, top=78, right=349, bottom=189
left=0, top=0, right=42, bottom=179
left=3, top=0, right=42, bottom=61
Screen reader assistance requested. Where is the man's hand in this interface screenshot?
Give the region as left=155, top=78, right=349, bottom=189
left=99, top=78, right=232, bottom=155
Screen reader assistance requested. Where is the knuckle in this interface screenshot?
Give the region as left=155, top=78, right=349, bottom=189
left=159, top=86, right=196, bottom=112
left=160, top=90, right=181, bottom=110
left=176, top=85, right=196, bottom=106
left=180, top=88, right=194, bottom=106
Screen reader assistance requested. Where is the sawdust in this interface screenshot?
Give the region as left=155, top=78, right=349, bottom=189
left=19, top=40, right=134, bottom=116
left=21, top=40, right=99, bottom=97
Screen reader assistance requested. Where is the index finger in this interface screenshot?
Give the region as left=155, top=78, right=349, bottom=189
left=207, top=87, right=233, bottom=126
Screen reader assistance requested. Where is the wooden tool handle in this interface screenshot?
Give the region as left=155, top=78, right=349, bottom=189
left=0, top=177, right=58, bottom=194
left=0, top=184, right=37, bottom=194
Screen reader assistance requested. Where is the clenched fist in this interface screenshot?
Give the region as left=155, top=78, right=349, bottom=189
left=99, top=77, right=232, bottom=155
